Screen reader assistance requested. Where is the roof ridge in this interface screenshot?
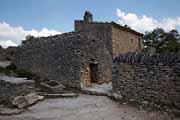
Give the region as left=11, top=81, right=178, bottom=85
left=75, top=20, right=143, bottom=36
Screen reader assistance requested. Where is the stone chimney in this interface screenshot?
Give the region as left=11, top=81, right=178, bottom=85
left=83, top=11, right=93, bottom=22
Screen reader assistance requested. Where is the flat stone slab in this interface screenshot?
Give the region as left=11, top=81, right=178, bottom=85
left=82, top=89, right=108, bottom=96
left=12, top=93, right=44, bottom=109
left=40, top=80, right=65, bottom=94
left=43, top=93, right=79, bottom=98
left=0, top=61, right=11, bottom=68
left=0, top=75, right=34, bottom=84
left=0, top=75, right=35, bottom=102
left=81, top=82, right=112, bottom=96
left=0, top=107, right=24, bottom=115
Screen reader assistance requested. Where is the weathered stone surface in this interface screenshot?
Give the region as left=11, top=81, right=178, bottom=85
left=0, top=107, right=24, bottom=115
left=75, top=12, right=143, bottom=58
left=113, top=52, right=180, bottom=64
left=112, top=53, right=180, bottom=109
left=43, top=93, right=79, bottom=98
left=109, top=93, right=123, bottom=100
left=0, top=61, right=11, bottom=68
left=82, top=83, right=112, bottom=96
left=14, top=32, right=112, bottom=88
left=25, top=93, right=44, bottom=105
left=12, top=93, right=44, bottom=109
left=12, top=96, right=28, bottom=109
left=0, top=76, right=35, bottom=101
left=40, top=80, right=65, bottom=93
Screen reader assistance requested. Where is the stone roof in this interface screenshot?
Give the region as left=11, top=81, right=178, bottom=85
left=110, top=22, right=143, bottom=36
left=75, top=20, right=143, bottom=36
left=113, top=52, right=180, bottom=64
left=0, top=75, right=34, bottom=84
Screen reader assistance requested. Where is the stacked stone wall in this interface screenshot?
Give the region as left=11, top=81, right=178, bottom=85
left=14, top=32, right=112, bottom=88
left=74, top=21, right=113, bottom=56
left=112, top=52, right=180, bottom=109
left=0, top=77, right=35, bottom=100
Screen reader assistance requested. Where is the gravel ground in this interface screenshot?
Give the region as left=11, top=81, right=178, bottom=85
left=0, top=95, right=174, bottom=120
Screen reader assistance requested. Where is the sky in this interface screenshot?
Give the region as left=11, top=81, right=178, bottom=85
left=0, top=0, right=180, bottom=48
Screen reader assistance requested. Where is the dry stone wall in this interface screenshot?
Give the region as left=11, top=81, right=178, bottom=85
left=14, top=32, right=112, bottom=88
left=112, top=52, right=180, bottom=109
left=0, top=76, right=35, bottom=100
left=74, top=21, right=113, bottom=56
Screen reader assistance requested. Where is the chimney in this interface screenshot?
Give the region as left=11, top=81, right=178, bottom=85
left=84, top=11, right=93, bottom=22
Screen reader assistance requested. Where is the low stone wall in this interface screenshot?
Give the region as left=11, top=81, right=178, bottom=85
left=0, top=76, right=35, bottom=101
left=112, top=52, right=180, bottom=109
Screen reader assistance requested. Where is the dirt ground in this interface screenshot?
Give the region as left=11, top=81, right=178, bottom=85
left=0, top=95, right=177, bottom=120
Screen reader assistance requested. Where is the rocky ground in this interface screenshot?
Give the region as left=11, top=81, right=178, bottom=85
left=0, top=61, right=179, bottom=120
left=0, top=95, right=177, bottom=120
left=81, top=82, right=112, bottom=95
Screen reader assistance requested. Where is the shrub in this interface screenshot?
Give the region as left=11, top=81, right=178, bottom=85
left=0, top=64, right=39, bottom=80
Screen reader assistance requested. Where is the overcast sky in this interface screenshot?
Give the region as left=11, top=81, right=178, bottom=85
left=0, top=0, right=180, bottom=48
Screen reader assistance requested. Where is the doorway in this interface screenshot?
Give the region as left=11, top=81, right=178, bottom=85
left=89, top=63, right=98, bottom=83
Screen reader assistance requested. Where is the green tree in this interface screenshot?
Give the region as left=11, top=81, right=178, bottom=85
left=143, top=28, right=180, bottom=53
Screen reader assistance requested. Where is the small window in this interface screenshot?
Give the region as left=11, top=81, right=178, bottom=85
left=131, top=39, right=133, bottom=44
left=138, top=38, right=141, bottom=50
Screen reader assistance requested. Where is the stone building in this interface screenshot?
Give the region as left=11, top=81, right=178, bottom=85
left=13, top=11, right=144, bottom=89
left=75, top=11, right=143, bottom=58
left=14, top=32, right=112, bottom=88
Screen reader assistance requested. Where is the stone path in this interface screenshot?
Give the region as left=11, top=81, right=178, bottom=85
left=81, top=82, right=112, bottom=95
left=0, top=95, right=174, bottom=120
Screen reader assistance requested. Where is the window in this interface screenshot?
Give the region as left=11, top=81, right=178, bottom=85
left=131, top=39, right=133, bottom=44
left=138, top=38, right=141, bottom=50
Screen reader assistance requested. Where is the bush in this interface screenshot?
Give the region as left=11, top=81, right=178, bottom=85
left=0, top=66, right=10, bottom=74
left=0, top=64, right=39, bottom=80
left=14, top=69, right=35, bottom=79
left=6, top=63, right=17, bottom=71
